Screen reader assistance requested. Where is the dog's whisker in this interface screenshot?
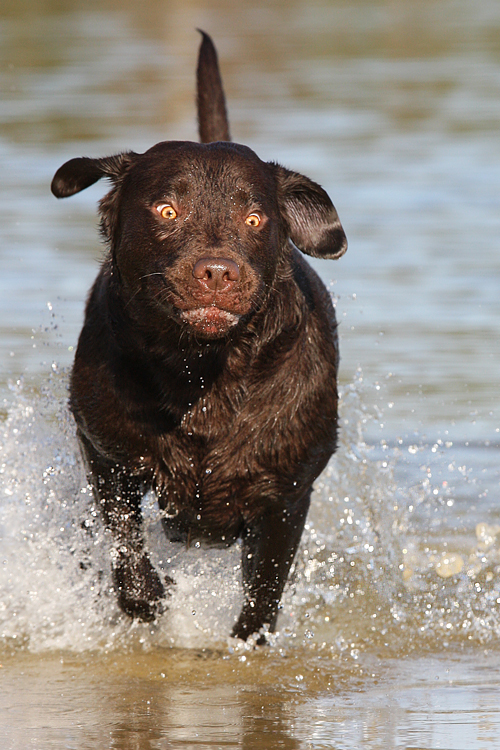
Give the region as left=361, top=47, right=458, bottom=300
left=138, top=272, right=165, bottom=282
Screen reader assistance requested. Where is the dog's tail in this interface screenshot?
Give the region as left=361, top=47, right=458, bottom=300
left=196, top=30, right=231, bottom=143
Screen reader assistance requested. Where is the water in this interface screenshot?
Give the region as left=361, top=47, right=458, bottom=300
left=1, top=0, right=500, bottom=747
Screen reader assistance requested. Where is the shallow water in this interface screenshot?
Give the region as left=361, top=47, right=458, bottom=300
left=1, top=378, right=500, bottom=749
left=1, top=0, right=500, bottom=748
left=2, top=649, right=500, bottom=749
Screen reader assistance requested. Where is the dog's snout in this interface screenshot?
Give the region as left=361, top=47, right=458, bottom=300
left=192, top=258, right=240, bottom=291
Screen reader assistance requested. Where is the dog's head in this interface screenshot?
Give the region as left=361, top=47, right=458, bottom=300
left=52, top=140, right=346, bottom=339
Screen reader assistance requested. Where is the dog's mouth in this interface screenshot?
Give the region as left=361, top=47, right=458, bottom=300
left=180, top=306, right=241, bottom=338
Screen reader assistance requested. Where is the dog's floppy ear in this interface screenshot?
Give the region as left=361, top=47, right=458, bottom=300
left=52, top=153, right=138, bottom=246
left=274, top=164, right=347, bottom=259
left=51, top=153, right=137, bottom=198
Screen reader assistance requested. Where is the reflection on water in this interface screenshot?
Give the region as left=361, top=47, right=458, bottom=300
left=1, top=0, right=500, bottom=747
left=1, top=648, right=500, bottom=750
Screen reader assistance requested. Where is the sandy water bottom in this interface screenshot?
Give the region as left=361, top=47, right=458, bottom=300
left=1, top=647, right=500, bottom=749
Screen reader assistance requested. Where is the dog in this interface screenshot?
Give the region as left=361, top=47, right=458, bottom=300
left=51, top=31, right=347, bottom=642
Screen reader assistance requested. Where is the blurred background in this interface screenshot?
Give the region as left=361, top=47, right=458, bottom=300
left=1, top=0, right=499, bottom=443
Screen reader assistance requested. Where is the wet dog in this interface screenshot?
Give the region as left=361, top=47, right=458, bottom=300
left=51, top=31, right=347, bottom=641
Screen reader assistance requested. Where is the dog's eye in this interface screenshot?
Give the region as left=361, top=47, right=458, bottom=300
left=245, top=213, right=261, bottom=227
left=157, top=204, right=177, bottom=220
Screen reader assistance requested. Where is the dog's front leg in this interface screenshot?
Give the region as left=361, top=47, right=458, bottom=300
left=231, top=494, right=311, bottom=643
left=80, top=438, right=165, bottom=621
left=95, top=468, right=166, bottom=621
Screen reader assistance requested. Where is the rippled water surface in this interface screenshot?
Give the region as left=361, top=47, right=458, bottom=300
left=1, top=1, right=499, bottom=748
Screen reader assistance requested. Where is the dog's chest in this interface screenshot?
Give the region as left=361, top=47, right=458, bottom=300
left=154, top=412, right=260, bottom=544
left=151, top=383, right=282, bottom=523
left=158, top=391, right=253, bottom=489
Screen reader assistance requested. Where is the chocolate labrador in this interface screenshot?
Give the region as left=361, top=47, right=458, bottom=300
left=51, top=31, right=347, bottom=641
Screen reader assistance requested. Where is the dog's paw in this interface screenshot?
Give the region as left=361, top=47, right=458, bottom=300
left=113, top=553, right=168, bottom=622
left=231, top=609, right=271, bottom=645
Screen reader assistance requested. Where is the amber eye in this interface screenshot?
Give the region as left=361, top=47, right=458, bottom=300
left=157, top=204, right=177, bottom=220
left=245, top=213, right=261, bottom=227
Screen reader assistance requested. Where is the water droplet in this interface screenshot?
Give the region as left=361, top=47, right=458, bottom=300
left=435, top=553, right=464, bottom=578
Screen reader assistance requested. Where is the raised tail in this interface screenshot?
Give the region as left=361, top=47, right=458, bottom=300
left=196, top=30, right=231, bottom=143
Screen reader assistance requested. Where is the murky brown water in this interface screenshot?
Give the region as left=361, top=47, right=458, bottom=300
left=1, top=0, right=500, bottom=747
left=2, top=647, right=500, bottom=749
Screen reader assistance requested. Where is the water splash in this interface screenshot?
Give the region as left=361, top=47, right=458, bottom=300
left=0, top=371, right=498, bottom=656
left=0, top=374, right=242, bottom=653
left=288, top=372, right=500, bottom=657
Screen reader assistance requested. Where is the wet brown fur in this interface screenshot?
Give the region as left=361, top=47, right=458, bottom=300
left=51, top=31, right=347, bottom=641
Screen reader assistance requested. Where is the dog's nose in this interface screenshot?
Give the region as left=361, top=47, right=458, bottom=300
left=192, top=258, right=240, bottom=291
